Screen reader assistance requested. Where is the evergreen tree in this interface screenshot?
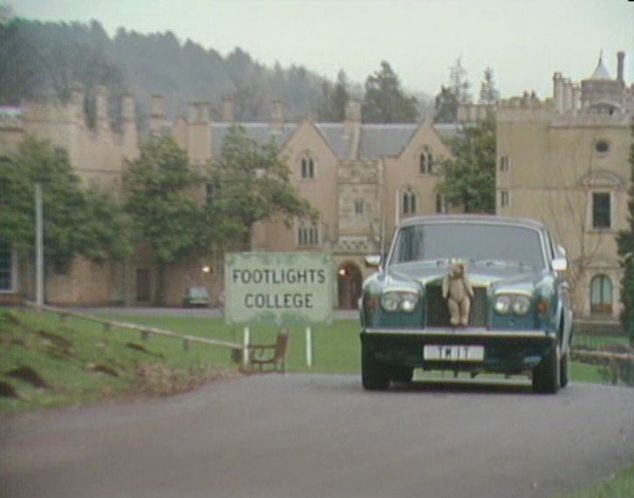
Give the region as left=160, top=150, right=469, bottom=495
left=449, top=57, right=472, bottom=104
left=479, top=67, right=500, bottom=105
left=362, top=61, right=418, bottom=123
left=434, top=58, right=474, bottom=123
left=318, top=70, right=349, bottom=122
left=436, top=113, right=496, bottom=213
left=434, top=86, right=459, bottom=124
left=617, top=121, right=634, bottom=346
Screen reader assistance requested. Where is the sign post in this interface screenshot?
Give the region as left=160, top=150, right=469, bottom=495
left=225, top=252, right=334, bottom=368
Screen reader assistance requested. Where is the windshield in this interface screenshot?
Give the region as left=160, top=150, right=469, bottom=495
left=390, top=223, right=545, bottom=270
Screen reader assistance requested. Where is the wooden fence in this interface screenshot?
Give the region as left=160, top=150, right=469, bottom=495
left=24, top=302, right=242, bottom=354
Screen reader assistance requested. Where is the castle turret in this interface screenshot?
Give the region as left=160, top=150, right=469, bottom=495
left=222, top=96, right=234, bottom=122
left=95, top=85, right=109, bottom=133
left=271, top=100, right=284, bottom=131
left=149, top=95, right=167, bottom=134
left=187, top=102, right=211, bottom=165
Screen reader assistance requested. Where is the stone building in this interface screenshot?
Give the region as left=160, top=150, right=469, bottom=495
left=1, top=90, right=456, bottom=308
left=0, top=87, right=138, bottom=306
left=165, top=98, right=456, bottom=308
left=496, top=52, right=633, bottom=320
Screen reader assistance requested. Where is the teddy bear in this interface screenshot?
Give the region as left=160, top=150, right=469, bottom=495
left=441, top=261, right=474, bottom=327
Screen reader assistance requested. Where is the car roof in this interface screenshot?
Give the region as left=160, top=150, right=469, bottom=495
left=397, top=214, right=547, bottom=231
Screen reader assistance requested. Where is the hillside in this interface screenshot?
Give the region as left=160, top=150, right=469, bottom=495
left=0, top=18, right=335, bottom=127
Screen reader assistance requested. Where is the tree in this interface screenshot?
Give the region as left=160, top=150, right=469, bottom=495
left=436, top=113, right=496, bottom=213
left=617, top=121, right=634, bottom=345
left=479, top=67, right=500, bottom=105
left=123, top=135, right=204, bottom=304
left=434, top=85, right=459, bottom=124
left=318, top=70, right=349, bottom=122
left=449, top=57, right=472, bottom=104
left=362, top=61, right=418, bottom=123
left=0, top=137, right=130, bottom=273
left=208, top=125, right=317, bottom=249
left=434, top=58, right=473, bottom=123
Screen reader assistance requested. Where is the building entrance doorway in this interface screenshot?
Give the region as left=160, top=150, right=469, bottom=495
left=136, top=269, right=151, bottom=303
left=337, top=263, right=362, bottom=309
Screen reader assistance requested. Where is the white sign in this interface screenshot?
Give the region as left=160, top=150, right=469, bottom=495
left=224, top=252, right=334, bottom=325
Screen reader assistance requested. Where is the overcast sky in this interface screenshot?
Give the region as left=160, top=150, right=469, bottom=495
left=11, top=0, right=634, bottom=99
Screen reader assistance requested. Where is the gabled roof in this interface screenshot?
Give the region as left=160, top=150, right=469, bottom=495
left=314, top=123, right=354, bottom=159
left=358, top=124, right=418, bottom=159
left=210, top=120, right=459, bottom=160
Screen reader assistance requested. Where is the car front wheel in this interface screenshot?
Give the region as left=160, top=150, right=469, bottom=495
left=559, top=348, right=570, bottom=388
left=532, top=344, right=561, bottom=394
left=361, top=342, right=390, bottom=390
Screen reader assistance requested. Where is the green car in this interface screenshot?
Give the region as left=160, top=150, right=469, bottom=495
left=360, top=215, right=573, bottom=393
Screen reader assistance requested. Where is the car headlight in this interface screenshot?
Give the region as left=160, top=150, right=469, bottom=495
left=380, top=292, right=400, bottom=312
left=494, top=294, right=531, bottom=315
left=380, top=291, right=419, bottom=313
left=511, top=295, right=531, bottom=315
left=494, top=295, right=512, bottom=314
left=400, top=293, right=418, bottom=312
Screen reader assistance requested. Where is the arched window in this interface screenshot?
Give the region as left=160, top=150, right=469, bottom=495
left=402, top=189, right=418, bottom=216
left=419, top=147, right=434, bottom=175
left=300, top=154, right=315, bottom=179
left=590, top=274, right=613, bottom=315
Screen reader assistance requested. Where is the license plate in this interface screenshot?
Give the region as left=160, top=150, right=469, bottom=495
left=424, top=345, right=484, bottom=362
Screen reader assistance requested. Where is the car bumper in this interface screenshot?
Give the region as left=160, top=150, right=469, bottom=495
left=361, top=327, right=558, bottom=373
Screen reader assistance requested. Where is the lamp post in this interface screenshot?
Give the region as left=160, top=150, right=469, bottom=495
left=35, top=182, right=44, bottom=310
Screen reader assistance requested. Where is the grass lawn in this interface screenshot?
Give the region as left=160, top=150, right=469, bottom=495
left=558, top=465, right=634, bottom=498
left=96, top=311, right=623, bottom=384
left=0, top=309, right=237, bottom=414
left=1, top=308, right=629, bottom=414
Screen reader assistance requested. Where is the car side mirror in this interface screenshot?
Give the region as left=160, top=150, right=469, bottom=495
left=365, top=255, right=382, bottom=268
left=552, top=258, right=568, bottom=272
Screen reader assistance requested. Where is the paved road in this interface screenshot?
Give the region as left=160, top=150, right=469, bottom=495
left=1, top=376, right=633, bottom=498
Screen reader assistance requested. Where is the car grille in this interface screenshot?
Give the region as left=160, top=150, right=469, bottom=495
left=426, top=285, right=488, bottom=328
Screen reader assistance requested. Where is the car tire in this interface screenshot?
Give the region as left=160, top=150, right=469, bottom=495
left=559, top=348, right=570, bottom=388
left=532, top=344, right=561, bottom=394
left=391, top=366, right=414, bottom=384
left=361, top=343, right=390, bottom=390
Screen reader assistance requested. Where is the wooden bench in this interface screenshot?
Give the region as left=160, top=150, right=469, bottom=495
left=247, top=328, right=290, bottom=373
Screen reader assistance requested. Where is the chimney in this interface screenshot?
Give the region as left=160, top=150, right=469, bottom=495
left=344, top=99, right=361, bottom=135
left=121, top=94, right=138, bottom=152
left=70, top=85, right=84, bottom=122
left=151, top=95, right=166, bottom=119
left=222, top=97, right=234, bottom=122
left=344, top=99, right=362, bottom=160
left=572, top=84, right=581, bottom=114
left=563, top=78, right=573, bottom=113
left=150, top=95, right=167, bottom=134
left=122, top=94, right=135, bottom=122
left=617, top=51, right=625, bottom=83
left=553, top=72, right=564, bottom=113
left=95, top=85, right=109, bottom=131
left=271, top=100, right=284, bottom=131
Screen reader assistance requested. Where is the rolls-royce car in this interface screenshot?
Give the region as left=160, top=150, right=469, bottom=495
left=359, top=215, right=573, bottom=393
